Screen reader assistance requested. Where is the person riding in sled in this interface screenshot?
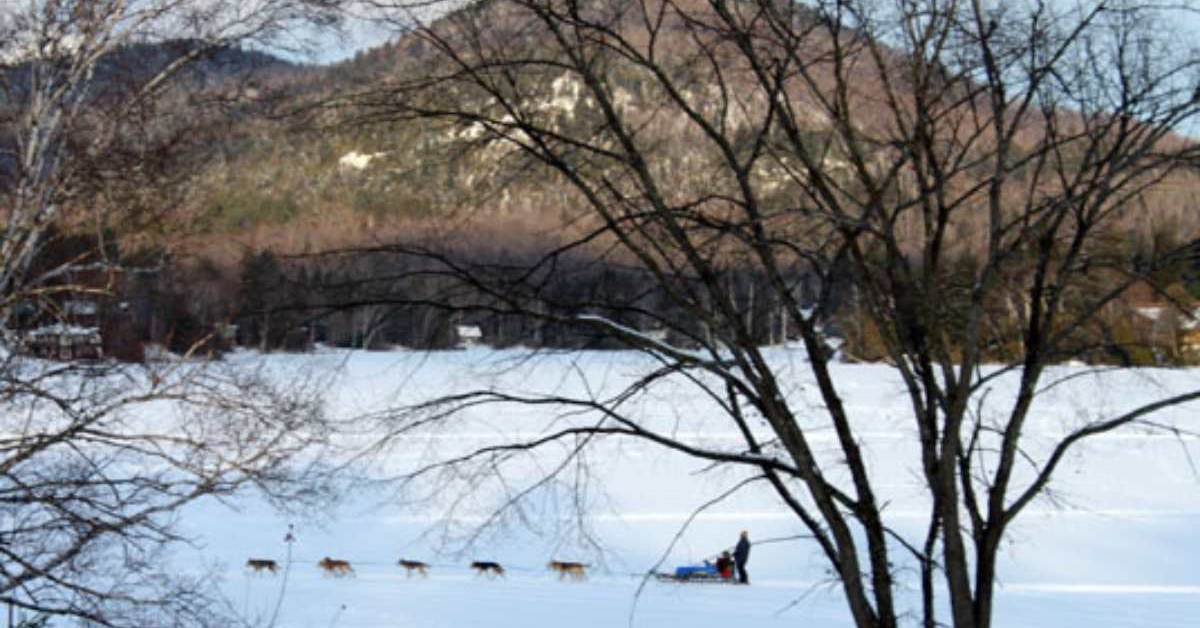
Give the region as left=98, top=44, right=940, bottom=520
left=714, top=551, right=734, bottom=580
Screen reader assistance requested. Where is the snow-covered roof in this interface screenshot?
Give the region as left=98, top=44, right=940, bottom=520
left=1180, top=307, right=1200, bottom=331
left=643, top=328, right=668, bottom=342
left=25, top=325, right=100, bottom=339
left=456, top=325, right=483, bottom=339
left=1134, top=306, right=1164, bottom=321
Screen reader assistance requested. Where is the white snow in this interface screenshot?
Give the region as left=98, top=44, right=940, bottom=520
left=338, top=150, right=386, bottom=171
left=0, top=30, right=83, bottom=65
left=165, top=348, right=1200, bottom=627
left=24, top=324, right=99, bottom=337
left=542, top=74, right=584, bottom=118
left=1136, top=306, right=1165, bottom=321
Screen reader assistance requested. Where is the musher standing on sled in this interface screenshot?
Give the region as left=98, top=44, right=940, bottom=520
left=733, top=530, right=750, bottom=585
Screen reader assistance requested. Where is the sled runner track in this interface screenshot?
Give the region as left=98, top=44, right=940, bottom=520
left=236, top=567, right=1200, bottom=628
left=241, top=563, right=1200, bottom=597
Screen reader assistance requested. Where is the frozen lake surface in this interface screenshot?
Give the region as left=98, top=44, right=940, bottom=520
left=174, top=348, right=1200, bottom=627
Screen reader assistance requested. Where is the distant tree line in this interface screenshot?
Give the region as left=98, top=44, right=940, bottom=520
left=228, top=242, right=830, bottom=352
left=67, top=225, right=1200, bottom=367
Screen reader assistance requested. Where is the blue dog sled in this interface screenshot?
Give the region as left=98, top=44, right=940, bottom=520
left=654, top=562, right=732, bottom=583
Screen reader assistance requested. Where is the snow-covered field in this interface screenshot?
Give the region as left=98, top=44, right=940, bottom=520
left=175, top=348, right=1200, bottom=627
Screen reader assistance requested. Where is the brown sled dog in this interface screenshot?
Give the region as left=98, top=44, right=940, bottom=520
left=470, top=561, right=505, bottom=578
left=547, top=560, right=588, bottom=581
left=317, top=557, right=355, bottom=577
left=397, top=559, right=430, bottom=577
left=245, top=559, right=279, bottom=575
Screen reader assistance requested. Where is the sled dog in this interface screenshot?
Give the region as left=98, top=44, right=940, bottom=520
left=547, top=560, right=588, bottom=581
left=470, top=561, right=505, bottom=577
left=318, top=557, right=354, bottom=577
left=245, top=559, right=279, bottom=574
left=398, top=559, right=430, bottom=577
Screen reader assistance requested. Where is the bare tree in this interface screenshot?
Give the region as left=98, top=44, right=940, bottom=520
left=0, top=0, right=346, bottom=314
left=0, top=359, right=334, bottom=626
left=0, top=1, right=344, bottom=625
left=318, top=0, right=1200, bottom=627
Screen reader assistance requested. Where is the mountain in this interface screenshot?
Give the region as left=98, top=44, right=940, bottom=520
left=186, top=0, right=1200, bottom=261
left=0, top=39, right=303, bottom=100
left=0, top=40, right=304, bottom=190
left=8, top=0, right=1200, bottom=359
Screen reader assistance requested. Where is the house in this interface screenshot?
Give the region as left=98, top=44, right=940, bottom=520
left=12, top=262, right=145, bottom=362
left=642, top=328, right=668, bottom=344
left=1177, top=307, right=1200, bottom=359
left=23, top=324, right=103, bottom=361
left=1180, top=328, right=1200, bottom=357
left=455, top=324, right=483, bottom=349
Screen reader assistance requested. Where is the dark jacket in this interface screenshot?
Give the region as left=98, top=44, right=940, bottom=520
left=734, top=537, right=751, bottom=564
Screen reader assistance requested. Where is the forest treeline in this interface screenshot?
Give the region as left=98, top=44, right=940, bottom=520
left=44, top=221, right=1200, bottom=367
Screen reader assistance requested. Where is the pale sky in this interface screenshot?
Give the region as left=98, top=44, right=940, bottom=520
left=299, top=0, right=469, bottom=65
left=306, top=15, right=395, bottom=65
left=305, top=0, right=1200, bottom=66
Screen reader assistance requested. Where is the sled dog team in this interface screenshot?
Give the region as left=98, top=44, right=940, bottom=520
left=245, top=531, right=751, bottom=584
left=244, top=557, right=588, bottom=580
